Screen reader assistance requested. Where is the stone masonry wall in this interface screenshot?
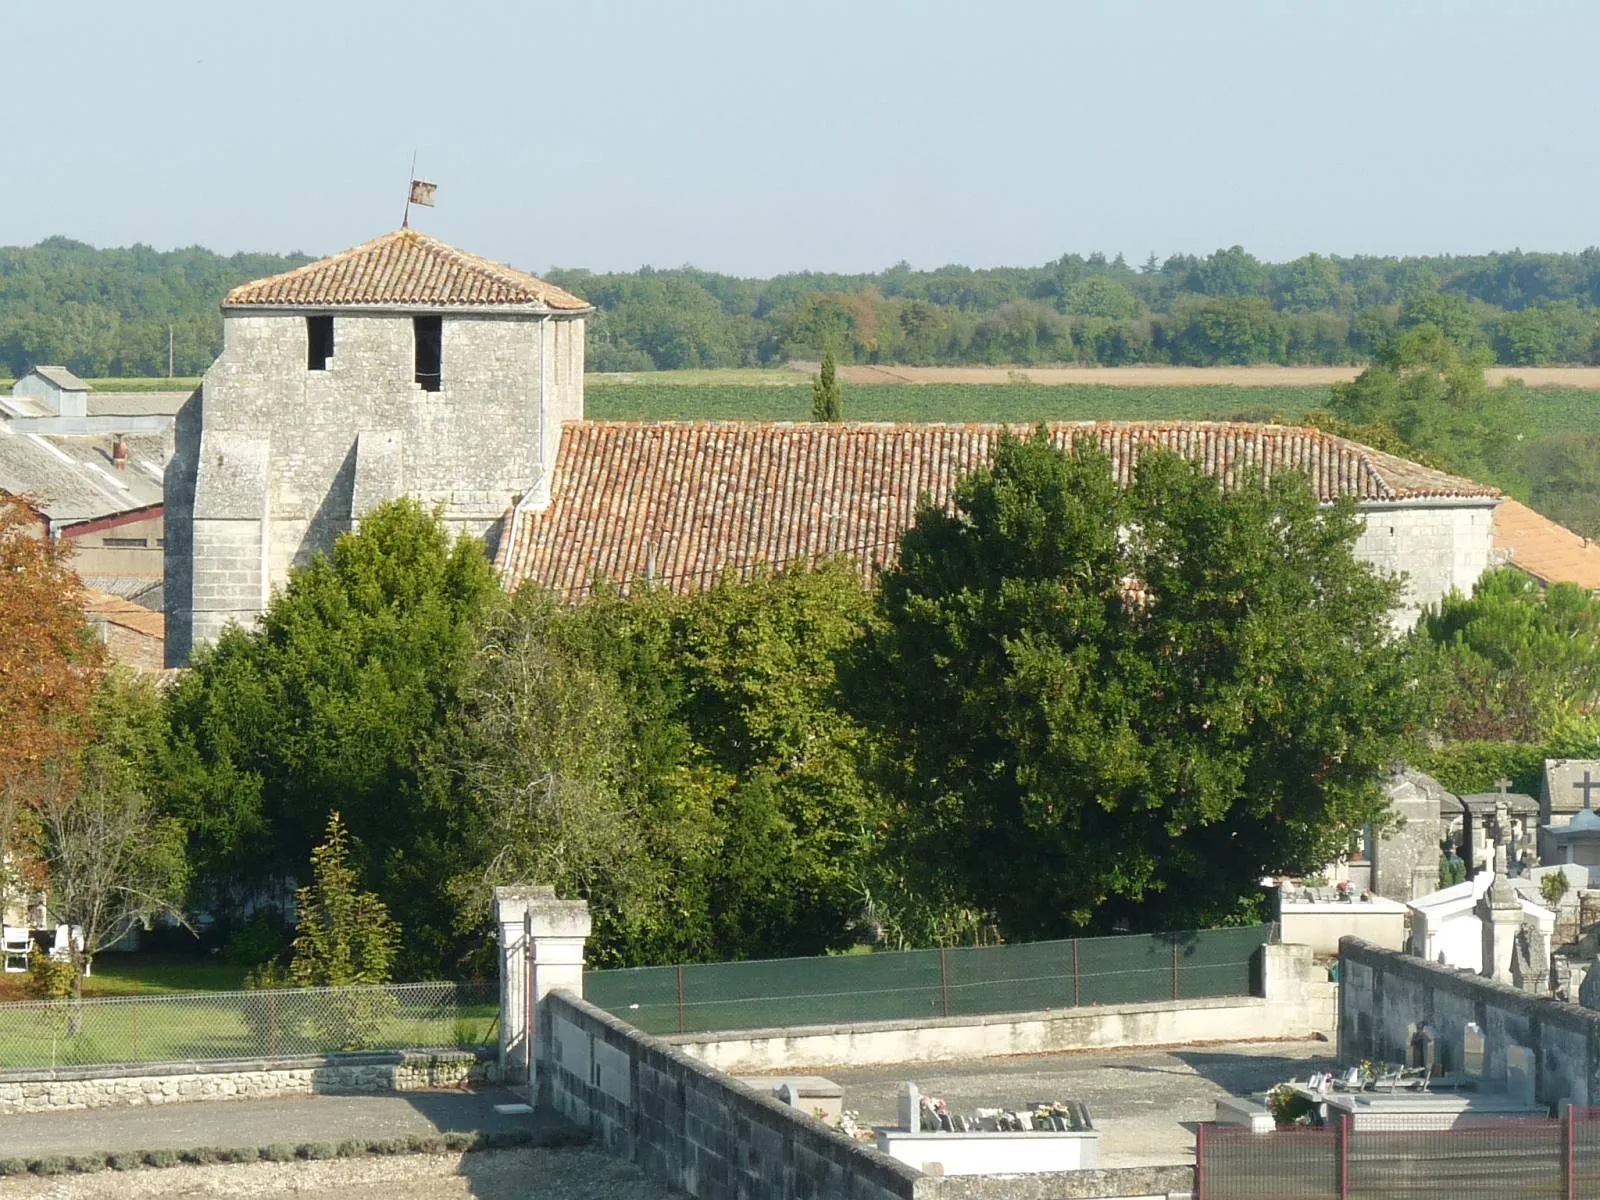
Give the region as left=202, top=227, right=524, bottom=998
left=543, top=989, right=925, bottom=1200
left=0, top=1050, right=490, bottom=1115
left=168, top=309, right=583, bottom=664
left=1339, top=936, right=1600, bottom=1108
left=1354, top=502, right=1497, bottom=631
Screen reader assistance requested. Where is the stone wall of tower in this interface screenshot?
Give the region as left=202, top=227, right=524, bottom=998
left=165, top=308, right=584, bottom=665
left=1355, top=501, right=1498, bottom=631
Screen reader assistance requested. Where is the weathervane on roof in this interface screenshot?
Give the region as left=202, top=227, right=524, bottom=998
left=400, top=152, right=436, bottom=229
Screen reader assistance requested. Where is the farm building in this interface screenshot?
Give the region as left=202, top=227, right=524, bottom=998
left=11, top=365, right=90, bottom=417
left=165, top=229, right=1503, bottom=664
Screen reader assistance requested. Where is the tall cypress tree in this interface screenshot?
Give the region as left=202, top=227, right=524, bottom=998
left=812, top=350, right=843, bottom=422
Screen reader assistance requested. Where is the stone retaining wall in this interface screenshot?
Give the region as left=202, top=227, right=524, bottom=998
left=1340, top=936, right=1600, bottom=1108
left=0, top=1049, right=491, bottom=1114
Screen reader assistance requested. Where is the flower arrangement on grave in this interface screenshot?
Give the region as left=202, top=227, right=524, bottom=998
left=915, top=1095, right=1091, bottom=1134
left=1335, top=881, right=1353, bottom=901
left=837, top=1110, right=876, bottom=1142
left=1266, top=1083, right=1315, bottom=1127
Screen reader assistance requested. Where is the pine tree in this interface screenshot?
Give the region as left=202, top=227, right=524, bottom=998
left=812, top=350, right=843, bottom=422
left=291, top=813, right=400, bottom=988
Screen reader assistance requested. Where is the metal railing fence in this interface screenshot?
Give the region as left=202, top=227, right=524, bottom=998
left=586, top=923, right=1272, bottom=1036
left=0, top=981, right=495, bottom=1071
left=1199, top=1109, right=1600, bottom=1199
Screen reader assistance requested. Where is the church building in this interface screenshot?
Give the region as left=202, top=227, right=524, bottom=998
left=165, top=230, right=1502, bottom=665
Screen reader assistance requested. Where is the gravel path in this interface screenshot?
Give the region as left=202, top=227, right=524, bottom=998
left=0, top=1090, right=554, bottom=1158
left=0, top=1148, right=683, bottom=1199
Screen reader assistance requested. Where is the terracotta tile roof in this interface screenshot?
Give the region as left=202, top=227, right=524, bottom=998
left=223, top=229, right=591, bottom=311
left=498, top=421, right=1499, bottom=598
left=1492, top=499, right=1600, bottom=591
left=82, top=588, right=165, bottom=640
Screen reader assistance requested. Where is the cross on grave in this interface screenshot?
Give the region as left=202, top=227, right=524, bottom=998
left=1575, top=770, right=1600, bottom=812
left=1496, top=778, right=1513, bottom=797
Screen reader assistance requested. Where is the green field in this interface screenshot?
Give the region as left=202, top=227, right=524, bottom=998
left=5, top=373, right=1590, bottom=437
left=586, top=382, right=1335, bottom=424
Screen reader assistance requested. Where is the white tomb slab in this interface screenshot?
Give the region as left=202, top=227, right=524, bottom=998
left=1407, top=872, right=1555, bottom=973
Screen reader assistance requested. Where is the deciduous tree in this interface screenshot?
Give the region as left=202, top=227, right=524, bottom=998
left=849, top=431, right=1420, bottom=938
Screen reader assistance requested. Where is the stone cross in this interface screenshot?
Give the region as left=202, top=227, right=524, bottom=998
left=1574, top=770, right=1600, bottom=812
left=1495, top=778, right=1513, bottom=797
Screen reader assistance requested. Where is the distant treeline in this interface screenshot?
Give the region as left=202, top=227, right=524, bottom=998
left=7, top=237, right=1600, bottom=377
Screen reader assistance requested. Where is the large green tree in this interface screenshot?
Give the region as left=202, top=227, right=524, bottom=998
left=849, top=431, right=1420, bottom=938
left=162, top=500, right=501, bottom=971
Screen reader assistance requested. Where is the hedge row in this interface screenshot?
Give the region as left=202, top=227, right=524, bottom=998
left=0, top=1125, right=584, bottom=1177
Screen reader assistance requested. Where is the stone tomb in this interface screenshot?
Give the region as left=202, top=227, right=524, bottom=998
left=875, top=1082, right=1100, bottom=1177
left=1539, top=760, right=1600, bottom=864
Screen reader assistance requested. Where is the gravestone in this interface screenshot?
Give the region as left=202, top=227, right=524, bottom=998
left=1579, top=958, right=1600, bottom=1011
left=1464, top=1023, right=1486, bottom=1077
left=1505, top=1043, right=1536, bottom=1106
left=899, top=1082, right=921, bottom=1132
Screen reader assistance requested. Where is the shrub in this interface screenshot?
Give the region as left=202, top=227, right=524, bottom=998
left=262, top=1143, right=298, bottom=1163
left=30, top=1155, right=69, bottom=1176
left=180, top=1146, right=219, bottom=1165
left=224, top=911, right=293, bottom=967
left=475, top=1128, right=534, bottom=1151
left=142, top=1149, right=180, bottom=1169
left=107, top=1153, right=139, bottom=1171
left=442, top=1131, right=477, bottom=1152
left=66, top=1153, right=107, bottom=1173
left=1543, top=869, right=1571, bottom=907
left=297, top=1141, right=339, bottom=1160
left=336, top=1138, right=367, bottom=1158
left=368, top=1137, right=407, bottom=1156
left=0, top=1158, right=27, bottom=1176
left=218, top=1145, right=260, bottom=1164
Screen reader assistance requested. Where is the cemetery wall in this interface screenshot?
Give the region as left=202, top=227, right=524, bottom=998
left=0, top=1049, right=490, bottom=1114
left=542, top=989, right=1192, bottom=1200
left=1339, top=937, right=1600, bottom=1107
left=542, top=988, right=926, bottom=1200
left=667, top=943, right=1334, bottom=1074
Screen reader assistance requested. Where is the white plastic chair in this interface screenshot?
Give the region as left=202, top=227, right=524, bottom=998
left=1, top=926, right=30, bottom=973
left=48, top=925, right=86, bottom=973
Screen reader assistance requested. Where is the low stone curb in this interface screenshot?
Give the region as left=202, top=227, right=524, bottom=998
left=0, top=1123, right=587, bottom=1179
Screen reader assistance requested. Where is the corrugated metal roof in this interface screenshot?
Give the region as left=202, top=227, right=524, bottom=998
left=498, top=420, right=1499, bottom=598
left=224, top=229, right=591, bottom=311
left=26, top=366, right=91, bottom=393
left=0, top=429, right=165, bottom=525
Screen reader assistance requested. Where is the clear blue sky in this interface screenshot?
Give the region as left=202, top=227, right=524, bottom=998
left=11, top=0, right=1598, bottom=277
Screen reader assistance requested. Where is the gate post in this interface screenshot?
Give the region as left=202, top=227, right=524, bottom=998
left=492, top=885, right=591, bottom=1093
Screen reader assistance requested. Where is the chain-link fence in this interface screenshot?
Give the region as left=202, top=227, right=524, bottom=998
left=0, top=981, right=496, bottom=1071
left=586, top=924, right=1272, bottom=1036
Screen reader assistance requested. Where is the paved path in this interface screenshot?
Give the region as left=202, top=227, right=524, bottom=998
left=784, top=1038, right=1335, bottom=1168
left=0, top=1087, right=567, bottom=1157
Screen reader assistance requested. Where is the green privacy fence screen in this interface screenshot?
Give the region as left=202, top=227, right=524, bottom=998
left=585, top=923, right=1273, bottom=1036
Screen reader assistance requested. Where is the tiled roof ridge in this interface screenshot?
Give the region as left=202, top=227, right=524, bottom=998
left=560, top=418, right=1495, bottom=502
left=223, top=228, right=591, bottom=310
left=499, top=419, right=1499, bottom=600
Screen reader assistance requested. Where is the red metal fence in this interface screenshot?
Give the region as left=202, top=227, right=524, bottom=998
left=1198, top=1108, right=1600, bottom=1200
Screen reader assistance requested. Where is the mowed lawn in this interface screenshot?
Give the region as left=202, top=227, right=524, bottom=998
left=0, top=957, right=497, bottom=1070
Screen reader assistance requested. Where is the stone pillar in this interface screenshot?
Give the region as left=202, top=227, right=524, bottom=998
left=1478, top=845, right=1522, bottom=986
left=490, top=885, right=591, bottom=1090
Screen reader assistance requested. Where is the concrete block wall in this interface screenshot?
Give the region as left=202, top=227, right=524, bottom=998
left=543, top=989, right=924, bottom=1200
left=1339, top=936, right=1600, bottom=1108
left=1354, top=502, right=1497, bottom=630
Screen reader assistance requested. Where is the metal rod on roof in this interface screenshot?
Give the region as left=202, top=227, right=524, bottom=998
left=402, top=150, right=417, bottom=229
